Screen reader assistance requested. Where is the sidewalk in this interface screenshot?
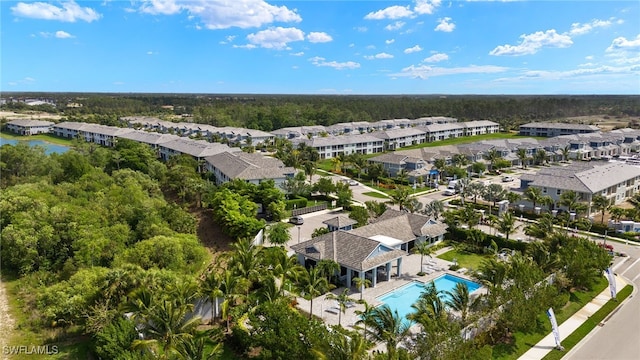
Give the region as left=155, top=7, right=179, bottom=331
left=518, top=274, right=627, bottom=360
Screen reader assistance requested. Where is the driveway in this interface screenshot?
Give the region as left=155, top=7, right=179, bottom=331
left=283, top=209, right=351, bottom=251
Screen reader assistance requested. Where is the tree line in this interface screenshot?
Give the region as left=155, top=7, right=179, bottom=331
left=3, top=93, right=639, bottom=132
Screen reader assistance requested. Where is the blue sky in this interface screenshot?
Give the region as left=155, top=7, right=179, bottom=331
left=2, top=0, right=639, bottom=94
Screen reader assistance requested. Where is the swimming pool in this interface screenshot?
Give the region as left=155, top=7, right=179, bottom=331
left=376, top=274, right=481, bottom=322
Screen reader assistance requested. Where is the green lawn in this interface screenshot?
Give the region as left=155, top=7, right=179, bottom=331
left=0, top=131, right=75, bottom=146
left=437, top=249, right=490, bottom=271
left=398, top=132, right=546, bottom=151
left=542, top=285, right=633, bottom=360
left=492, top=278, right=610, bottom=360
left=362, top=191, right=388, bottom=199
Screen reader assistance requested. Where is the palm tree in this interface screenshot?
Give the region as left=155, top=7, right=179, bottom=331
left=268, top=249, right=304, bottom=295
left=591, top=194, right=610, bottom=224
left=561, top=145, right=571, bottom=162
left=445, top=282, right=477, bottom=326
left=452, top=153, right=469, bottom=168
left=317, top=259, right=341, bottom=285
left=483, top=148, right=502, bottom=172
left=331, top=156, right=342, bottom=173
left=175, top=329, right=223, bottom=360
left=325, top=288, right=354, bottom=326
left=422, top=200, right=445, bottom=220
left=506, top=191, right=522, bottom=209
left=516, top=148, right=528, bottom=169
left=609, top=206, right=626, bottom=223
left=407, top=282, right=448, bottom=332
left=395, top=168, right=409, bottom=185
left=474, top=258, right=508, bottom=308
left=351, top=154, right=367, bottom=180
left=218, top=269, right=242, bottom=332
left=467, top=182, right=486, bottom=204
left=524, top=213, right=556, bottom=239
left=354, top=300, right=376, bottom=341
left=483, top=183, right=507, bottom=215
left=559, top=190, right=587, bottom=216
left=387, top=186, right=412, bottom=211
left=352, top=277, right=372, bottom=300
left=457, top=178, right=471, bottom=205
left=363, top=305, right=410, bottom=360
left=313, top=330, right=370, bottom=360
left=412, top=241, right=434, bottom=274
left=524, top=187, right=543, bottom=211
left=303, top=160, right=316, bottom=182
left=130, top=297, right=202, bottom=359
left=301, top=266, right=329, bottom=318
left=534, top=149, right=548, bottom=166
left=433, top=158, right=447, bottom=181
left=228, top=237, right=263, bottom=287
left=495, top=212, right=520, bottom=240
left=200, top=272, right=224, bottom=323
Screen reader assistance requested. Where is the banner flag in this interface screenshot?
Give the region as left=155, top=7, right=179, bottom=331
left=546, top=307, right=561, bottom=348
left=605, top=267, right=617, bottom=299
left=252, top=228, right=264, bottom=246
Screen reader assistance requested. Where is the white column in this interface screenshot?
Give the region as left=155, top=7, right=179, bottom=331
left=372, top=268, right=378, bottom=288
left=386, top=263, right=392, bottom=281
left=396, top=258, right=402, bottom=277
left=346, top=269, right=352, bottom=289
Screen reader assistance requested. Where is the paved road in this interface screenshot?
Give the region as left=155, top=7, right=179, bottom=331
left=566, top=240, right=640, bottom=360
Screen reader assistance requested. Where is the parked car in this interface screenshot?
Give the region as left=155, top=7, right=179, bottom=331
left=347, top=180, right=359, bottom=186
left=289, top=216, right=304, bottom=225
left=502, top=176, right=515, bottom=182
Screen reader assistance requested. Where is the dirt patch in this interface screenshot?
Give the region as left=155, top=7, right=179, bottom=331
left=0, top=280, right=16, bottom=360
left=192, top=207, right=233, bottom=253
left=561, top=115, right=640, bottom=132
left=0, top=110, right=63, bottom=120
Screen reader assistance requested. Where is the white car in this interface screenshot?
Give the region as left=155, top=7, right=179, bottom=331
left=502, top=176, right=515, bottom=182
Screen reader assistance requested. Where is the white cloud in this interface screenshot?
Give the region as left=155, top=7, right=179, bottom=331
left=365, top=52, right=394, bottom=60
left=585, top=55, right=594, bottom=60
left=435, top=17, right=455, bottom=32
left=139, top=0, right=301, bottom=30
left=404, top=45, right=423, bottom=54
left=423, top=52, right=448, bottom=62
left=393, top=64, right=508, bottom=79
left=309, top=56, right=360, bottom=70
left=307, top=32, right=333, bottom=43
left=55, top=30, right=73, bottom=38
left=385, top=21, right=406, bottom=31
left=355, top=26, right=368, bottom=32
left=290, top=51, right=304, bottom=56
left=385, top=39, right=395, bottom=44
left=569, top=18, right=614, bottom=36
left=232, top=44, right=257, bottom=49
left=414, top=0, right=441, bottom=15
left=490, top=29, right=573, bottom=56
left=606, top=34, right=640, bottom=52
left=11, top=1, right=101, bottom=22
left=349, top=43, right=355, bottom=48
left=364, top=5, right=413, bottom=20
left=246, top=27, right=305, bottom=49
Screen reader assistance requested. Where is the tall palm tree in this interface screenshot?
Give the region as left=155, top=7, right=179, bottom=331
left=433, top=158, right=447, bottom=181
left=452, top=153, right=469, bottom=168
left=561, top=145, right=571, bottom=162
left=534, top=149, right=548, bottom=166
left=228, top=237, right=263, bottom=288
left=301, top=266, right=329, bottom=318
left=609, top=206, right=626, bottom=223
left=474, top=258, right=508, bottom=308
left=483, top=148, right=502, bottom=172
left=354, top=301, right=376, bottom=341
left=313, top=330, right=370, bottom=360
left=483, top=183, right=507, bottom=215
left=516, top=148, right=528, bottom=169
left=387, top=186, right=412, bottom=211
left=351, top=154, right=367, bottom=180
left=200, top=273, right=224, bottom=322
left=495, top=212, right=520, bottom=240
left=445, top=282, right=477, bottom=326
left=559, top=190, right=587, bottom=216
left=422, top=199, right=445, bottom=220
left=303, top=160, right=316, bottom=182
left=175, top=329, right=223, bottom=360
left=218, top=269, right=242, bottom=333
left=412, top=241, right=434, bottom=274
left=467, top=182, right=486, bottom=204
left=457, top=178, right=471, bottom=205
left=524, top=213, right=556, bottom=239
left=352, top=277, right=372, bottom=300
left=268, top=249, right=304, bottom=295
left=407, top=282, right=448, bottom=333
left=317, top=259, right=341, bottom=285
left=363, top=305, right=410, bottom=360
left=325, top=288, right=354, bottom=326
left=591, top=194, right=610, bottom=224
left=524, top=187, right=543, bottom=211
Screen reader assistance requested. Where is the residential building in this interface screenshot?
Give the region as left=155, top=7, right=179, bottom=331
left=4, top=119, right=54, bottom=135
left=519, top=162, right=640, bottom=213
left=519, top=122, right=600, bottom=137
left=419, top=123, right=465, bottom=141
left=367, top=153, right=427, bottom=177
left=372, top=128, right=427, bottom=150
left=293, top=134, right=384, bottom=159
left=52, top=122, right=135, bottom=146
left=204, top=151, right=296, bottom=186
left=158, top=138, right=240, bottom=170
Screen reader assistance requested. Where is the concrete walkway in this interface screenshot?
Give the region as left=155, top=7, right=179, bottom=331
left=518, top=274, right=627, bottom=360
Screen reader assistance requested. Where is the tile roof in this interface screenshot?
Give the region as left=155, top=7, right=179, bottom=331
left=350, top=209, right=447, bottom=241
left=322, top=216, right=358, bottom=228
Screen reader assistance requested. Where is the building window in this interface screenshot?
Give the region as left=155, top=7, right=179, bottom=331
left=556, top=189, right=561, bottom=195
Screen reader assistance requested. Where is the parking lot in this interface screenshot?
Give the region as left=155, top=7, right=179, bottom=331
left=284, top=209, right=351, bottom=250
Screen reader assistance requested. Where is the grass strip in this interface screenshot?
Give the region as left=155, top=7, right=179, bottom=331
left=541, top=284, right=633, bottom=360
left=362, top=191, right=388, bottom=199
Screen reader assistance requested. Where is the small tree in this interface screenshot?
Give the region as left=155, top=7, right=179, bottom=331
left=349, top=206, right=370, bottom=227
left=591, top=194, right=610, bottom=224
left=267, top=222, right=291, bottom=246
left=412, top=241, right=434, bottom=275
left=325, top=288, right=355, bottom=327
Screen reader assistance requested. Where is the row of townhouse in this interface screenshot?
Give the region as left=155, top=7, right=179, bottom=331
left=291, top=121, right=500, bottom=159
left=120, top=116, right=274, bottom=146
left=272, top=116, right=465, bottom=139
left=366, top=128, right=640, bottom=181
left=46, top=122, right=295, bottom=186
left=4, top=119, right=54, bottom=135
left=519, top=122, right=600, bottom=137
left=519, top=162, right=640, bottom=213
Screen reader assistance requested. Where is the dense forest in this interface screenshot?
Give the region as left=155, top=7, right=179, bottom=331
left=2, top=93, right=639, bottom=131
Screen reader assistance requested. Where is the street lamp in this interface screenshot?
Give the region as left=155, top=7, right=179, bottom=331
left=518, top=204, right=524, bottom=220
left=297, top=225, right=301, bottom=244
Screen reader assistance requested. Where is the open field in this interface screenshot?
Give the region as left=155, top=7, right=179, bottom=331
left=561, top=115, right=639, bottom=132
left=0, top=111, right=63, bottom=121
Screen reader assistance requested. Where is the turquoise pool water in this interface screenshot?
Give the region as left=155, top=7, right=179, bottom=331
left=376, top=274, right=481, bottom=322
left=0, top=137, right=69, bottom=154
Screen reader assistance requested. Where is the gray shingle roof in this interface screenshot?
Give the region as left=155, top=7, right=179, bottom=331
left=161, top=138, right=238, bottom=157
left=118, top=130, right=182, bottom=144
left=350, top=209, right=447, bottom=241
left=290, top=231, right=406, bottom=271
left=368, top=153, right=423, bottom=165
left=205, top=151, right=295, bottom=180
left=520, top=122, right=600, bottom=131
left=371, top=127, right=426, bottom=140
left=322, top=216, right=358, bottom=228
left=7, top=119, right=54, bottom=127
left=522, top=162, right=640, bottom=193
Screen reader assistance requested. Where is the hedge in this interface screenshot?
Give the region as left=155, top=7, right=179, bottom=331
left=285, top=197, right=308, bottom=210
left=446, top=226, right=529, bottom=252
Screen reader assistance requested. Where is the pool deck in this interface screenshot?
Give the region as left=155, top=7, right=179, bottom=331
left=293, top=246, right=475, bottom=330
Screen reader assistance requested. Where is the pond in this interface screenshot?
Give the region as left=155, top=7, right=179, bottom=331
left=0, top=137, right=70, bottom=155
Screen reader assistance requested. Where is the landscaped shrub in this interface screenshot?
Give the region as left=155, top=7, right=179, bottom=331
left=285, top=197, right=308, bottom=210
